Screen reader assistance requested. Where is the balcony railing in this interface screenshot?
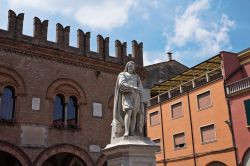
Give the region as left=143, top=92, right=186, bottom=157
left=182, top=81, right=193, bottom=92
left=148, top=96, right=159, bottom=107
left=147, top=68, right=222, bottom=107
left=170, top=87, right=181, bottom=98
left=160, top=92, right=170, bottom=102
left=226, top=76, right=250, bottom=96
left=195, top=75, right=207, bottom=88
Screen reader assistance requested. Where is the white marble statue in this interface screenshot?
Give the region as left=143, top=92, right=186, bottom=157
left=111, top=61, right=145, bottom=139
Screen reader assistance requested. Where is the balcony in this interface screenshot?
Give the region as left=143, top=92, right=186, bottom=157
left=148, top=96, right=159, bottom=106
left=148, top=68, right=222, bottom=107
left=226, top=76, right=250, bottom=96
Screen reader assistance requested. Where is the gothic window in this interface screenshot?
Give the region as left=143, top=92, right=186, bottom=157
left=47, top=79, right=86, bottom=129
left=53, top=94, right=65, bottom=125
left=53, top=94, right=79, bottom=128
left=67, top=96, right=78, bottom=125
left=0, top=86, right=15, bottom=120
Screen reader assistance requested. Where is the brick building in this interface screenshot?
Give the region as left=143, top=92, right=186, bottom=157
left=0, top=10, right=187, bottom=166
left=147, top=53, right=239, bottom=166
left=0, top=10, right=146, bottom=166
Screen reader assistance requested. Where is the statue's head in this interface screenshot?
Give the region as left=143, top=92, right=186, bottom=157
left=124, top=61, right=136, bottom=74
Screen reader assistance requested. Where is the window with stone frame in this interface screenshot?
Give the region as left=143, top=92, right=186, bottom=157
left=173, top=132, right=186, bottom=149
left=201, top=124, right=216, bottom=143
left=150, top=111, right=160, bottom=126
left=171, top=102, right=183, bottom=119
left=0, top=86, right=16, bottom=122
left=197, top=91, right=212, bottom=110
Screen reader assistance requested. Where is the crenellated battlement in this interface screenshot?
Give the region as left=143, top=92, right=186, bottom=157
left=0, top=10, right=144, bottom=66
left=8, top=10, right=24, bottom=37
left=33, top=17, right=48, bottom=42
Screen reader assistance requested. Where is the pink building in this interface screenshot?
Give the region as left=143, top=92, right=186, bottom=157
left=222, top=48, right=250, bottom=165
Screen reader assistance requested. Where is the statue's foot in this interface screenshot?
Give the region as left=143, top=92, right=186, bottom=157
left=123, top=132, right=129, bottom=137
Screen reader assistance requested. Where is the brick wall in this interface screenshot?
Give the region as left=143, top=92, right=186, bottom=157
left=0, top=10, right=145, bottom=166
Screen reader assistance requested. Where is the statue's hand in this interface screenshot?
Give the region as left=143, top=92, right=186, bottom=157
left=134, top=87, right=142, bottom=93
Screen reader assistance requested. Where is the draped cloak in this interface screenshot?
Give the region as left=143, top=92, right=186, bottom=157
left=111, top=69, right=144, bottom=138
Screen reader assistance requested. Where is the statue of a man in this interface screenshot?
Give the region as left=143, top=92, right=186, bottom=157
left=112, top=61, right=144, bottom=138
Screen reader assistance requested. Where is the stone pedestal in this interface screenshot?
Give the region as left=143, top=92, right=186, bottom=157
left=103, top=136, right=160, bottom=166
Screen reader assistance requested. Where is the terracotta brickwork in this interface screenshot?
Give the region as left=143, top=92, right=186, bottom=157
left=0, top=10, right=145, bottom=165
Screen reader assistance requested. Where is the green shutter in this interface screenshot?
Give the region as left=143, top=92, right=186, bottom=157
left=244, top=99, right=250, bottom=126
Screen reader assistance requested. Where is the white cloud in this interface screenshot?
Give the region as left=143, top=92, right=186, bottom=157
left=8, top=0, right=138, bottom=30
left=142, top=12, right=150, bottom=20
left=151, top=0, right=159, bottom=9
left=168, top=0, right=210, bottom=48
left=75, top=0, right=138, bottom=30
left=9, top=0, right=74, bottom=15
left=143, top=51, right=166, bottom=66
left=166, top=0, right=235, bottom=64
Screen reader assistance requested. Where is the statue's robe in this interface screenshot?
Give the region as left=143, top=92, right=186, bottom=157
left=111, top=71, right=144, bottom=139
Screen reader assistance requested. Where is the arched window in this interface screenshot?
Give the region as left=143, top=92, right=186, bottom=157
left=0, top=86, right=15, bottom=120
left=243, top=149, right=250, bottom=166
left=53, top=95, right=65, bottom=125
left=206, top=161, right=227, bottom=166
left=67, top=96, right=78, bottom=125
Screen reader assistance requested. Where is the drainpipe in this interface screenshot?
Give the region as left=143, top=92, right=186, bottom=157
left=159, top=95, right=167, bottom=166
left=187, top=91, right=197, bottom=166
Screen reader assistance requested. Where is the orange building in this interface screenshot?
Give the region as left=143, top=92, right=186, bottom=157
left=147, top=54, right=237, bottom=166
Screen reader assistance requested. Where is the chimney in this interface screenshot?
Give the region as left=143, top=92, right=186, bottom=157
left=167, top=52, right=172, bottom=61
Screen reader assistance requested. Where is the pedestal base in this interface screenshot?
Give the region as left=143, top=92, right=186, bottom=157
left=103, top=136, right=160, bottom=166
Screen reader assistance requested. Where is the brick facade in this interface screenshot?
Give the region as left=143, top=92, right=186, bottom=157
left=0, top=10, right=145, bottom=166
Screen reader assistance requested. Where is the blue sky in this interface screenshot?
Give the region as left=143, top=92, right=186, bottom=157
left=0, top=0, right=249, bottom=67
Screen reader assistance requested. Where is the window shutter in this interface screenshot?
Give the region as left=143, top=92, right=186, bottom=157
left=201, top=124, right=215, bottom=142
left=174, top=133, right=185, bottom=146
left=198, top=91, right=211, bottom=109
left=153, top=139, right=161, bottom=152
left=153, top=139, right=161, bottom=146
left=150, top=111, right=160, bottom=126
left=172, top=102, right=182, bottom=119
left=244, top=100, right=250, bottom=126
